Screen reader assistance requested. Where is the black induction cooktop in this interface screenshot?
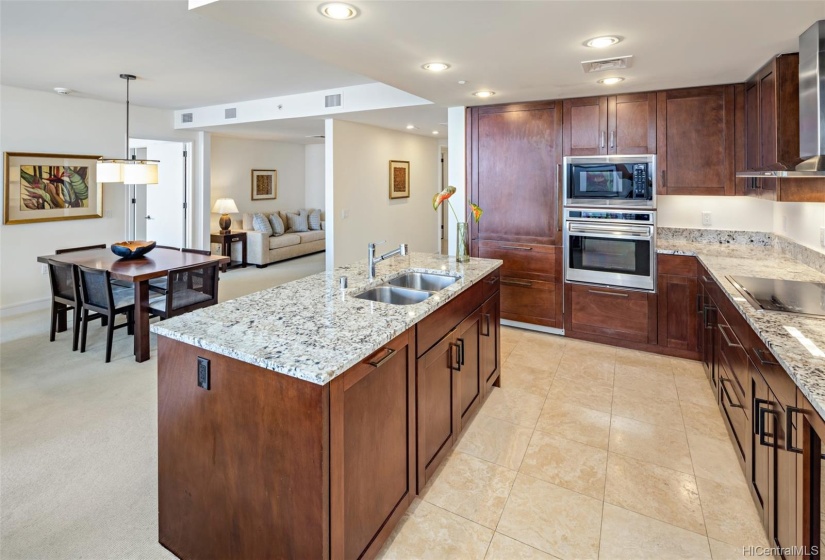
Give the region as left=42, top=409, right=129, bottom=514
left=727, top=276, right=825, bottom=317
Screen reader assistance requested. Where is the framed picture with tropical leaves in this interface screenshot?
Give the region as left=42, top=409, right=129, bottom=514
left=3, top=152, right=103, bottom=225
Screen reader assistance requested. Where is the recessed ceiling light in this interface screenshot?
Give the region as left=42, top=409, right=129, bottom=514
left=432, top=130, right=439, bottom=135
left=53, top=87, right=71, bottom=95
left=473, top=91, right=495, bottom=98
left=318, top=2, right=359, bottom=20
left=406, top=124, right=416, bottom=130
left=585, top=36, right=621, bottom=48
left=458, top=80, right=467, bottom=85
left=597, top=77, right=625, bottom=85
left=422, top=62, right=450, bottom=72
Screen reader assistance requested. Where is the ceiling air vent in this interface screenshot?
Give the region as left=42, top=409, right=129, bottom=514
left=225, top=108, right=237, bottom=119
left=181, top=112, right=193, bottom=124
left=325, top=93, right=342, bottom=108
left=581, top=55, right=633, bottom=73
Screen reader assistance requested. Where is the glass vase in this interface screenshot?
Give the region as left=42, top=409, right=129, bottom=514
left=456, top=222, right=470, bottom=263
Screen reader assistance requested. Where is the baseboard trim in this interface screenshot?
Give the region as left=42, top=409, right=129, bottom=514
left=0, top=297, right=50, bottom=318
left=501, top=319, right=564, bottom=336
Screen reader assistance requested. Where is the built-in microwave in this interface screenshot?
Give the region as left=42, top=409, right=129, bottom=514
left=563, top=155, right=656, bottom=209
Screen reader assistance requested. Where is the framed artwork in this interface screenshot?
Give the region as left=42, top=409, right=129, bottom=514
left=4, top=152, right=103, bottom=225
left=389, top=160, right=410, bottom=199
left=251, top=169, right=277, bottom=200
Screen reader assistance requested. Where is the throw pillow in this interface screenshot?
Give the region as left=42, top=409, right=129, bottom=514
left=252, top=213, right=273, bottom=236
left=286, top=211, right=309, bottom=233
left=307, top=209, right=321, bottom=231
left=268, top=213, right=285, bottom=236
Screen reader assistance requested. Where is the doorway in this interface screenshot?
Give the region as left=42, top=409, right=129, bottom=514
left=440, top=146, right=448, bottom=255
left=129, top=139, right=191, bottom=247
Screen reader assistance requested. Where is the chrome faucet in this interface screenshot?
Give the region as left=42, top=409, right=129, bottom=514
left=368, top=241, right=408, bottom=280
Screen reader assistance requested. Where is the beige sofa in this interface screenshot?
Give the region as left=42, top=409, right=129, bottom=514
left=241, top=212, right=325, bottom=267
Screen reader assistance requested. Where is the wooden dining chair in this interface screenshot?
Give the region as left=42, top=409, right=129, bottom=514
left=76, top=265, right=136, bottom=363
left=55, top=244, right=106, bottom=254
left=149, top=262, right=220, bottom=320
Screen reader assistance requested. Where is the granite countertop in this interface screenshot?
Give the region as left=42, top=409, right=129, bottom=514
left=151, top=253, right=502, bottom=385
left=658, top=239, right=825, bottom=418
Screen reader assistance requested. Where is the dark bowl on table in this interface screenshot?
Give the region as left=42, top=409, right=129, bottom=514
left=111, top=241, right=156, bottom=259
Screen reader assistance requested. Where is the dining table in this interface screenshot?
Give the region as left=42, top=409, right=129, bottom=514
left=37, top=247, right=230, bottom=363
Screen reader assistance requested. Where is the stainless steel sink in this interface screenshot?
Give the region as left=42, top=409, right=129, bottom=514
left=354, top=285, right=433, bottom=305
left=386, top=272, right=458, bottom=292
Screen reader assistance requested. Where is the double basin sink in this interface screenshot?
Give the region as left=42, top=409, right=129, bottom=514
left=354, top=272, right=459, bottom=305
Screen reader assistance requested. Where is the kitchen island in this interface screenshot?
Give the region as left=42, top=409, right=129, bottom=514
left=151, top=253, right=502, bottom=560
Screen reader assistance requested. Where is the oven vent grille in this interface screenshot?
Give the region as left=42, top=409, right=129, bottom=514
left=581, top=55, right=633, bottom=73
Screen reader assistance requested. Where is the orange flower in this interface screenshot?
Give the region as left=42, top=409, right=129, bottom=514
left=469, top=202, right=483, bottom=223
left=432, top=185, right=456, bottom=210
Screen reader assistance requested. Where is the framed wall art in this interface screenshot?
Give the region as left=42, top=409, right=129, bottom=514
left=3, top=152, right=103, bottom=225
left=251, top=169, right=277, bottom=200
left=389, top=160, right=410, bottom=199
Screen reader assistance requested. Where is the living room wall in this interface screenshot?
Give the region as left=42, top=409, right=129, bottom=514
left=0, top=85, right=199, bottom=312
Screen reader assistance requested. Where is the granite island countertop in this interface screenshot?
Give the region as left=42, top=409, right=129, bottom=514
left=657, top=239, right=825, bottom=419
left=151, top=253, right=502, bottom=385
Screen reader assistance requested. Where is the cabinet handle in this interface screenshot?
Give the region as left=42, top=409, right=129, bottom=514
left=703, top=305, right=716, bottom=330
left=366, top=347, right=396, bottom=368
left=588, top=290, right=628, bottom=298
left=485, top=276, right=499, bottom=285
left=754, top=398, right=768, bottom=435
left=481, top=313, right=491, bottom=337
left=661, top=169, right=666, bottom=188
left=754, top=348, right=780, bottom=367
left=701, top=275, right=712, bottom=283
left=786, top=405, right=803, bottom=454
left=457, top=338, right=465, bottom=366
left=718, top=324, right=742, bottom=349
left=500, top=245, right=532, bottom=251
left=720, top=378, right=744, bottom=409
left=696, top=293, right=703, bottom=313
left=758, top=406, right=777, bottom=448
left=600, top=130, right=606, bottom=149
left=501, top=279, right=532, bottom=287
left=558, top=163, right=563, bottom=234
left=609, top=130, right=615, bottom=149
left=450, top=342, right=462, bottom=371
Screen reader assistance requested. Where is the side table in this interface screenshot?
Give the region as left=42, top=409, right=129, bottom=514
left=210, top=231, right=247, bottom=272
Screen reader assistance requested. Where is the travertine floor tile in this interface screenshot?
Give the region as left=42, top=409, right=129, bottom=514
left=547, top=376, right=613, bottom=414
left=519, top=431, right=607, bottom=500
left=696, top=477, right=770, bottom=549
left=506, top=339, right=563, bottom=371
left=613, top=368, right=680, bottom=403
left=377, top=499, right=493, bottom=560
left=611, top=385, right=686, bottom=431
left=614, top=348, right=674, bottom=371
left=562, top=339, right=617, bottom=360
left=708, top=537, right=776, bottom=559
left=456, top=413, right=533, bottom=471
left=676, top=376, right=718, bottom=407
left=599, top=503, right=712, bottom=559
left=555, top=354, right=615, bottom=386
left=687, top=429, right=747, bottom=487
left=484, top=533, right=560, bottom=559
left=521, top=330, right=567, bottom=349
left=499, top=362, right=554, bottom=397
left=604, top=453, right=706, bottom=535
left=421, top=452, right=517, bottom=529
left=480, top=387, right=545, bottom=428
left=501, top=326, right=526, bottom=345
left=497, top=474, right=602, bottom=560
left=609, top=416, right=693, bottom=474
left=501, top=340, right=517, bottom=361
left=671, top=357, right=708, bottom=382
left=535, top=400, right=611, bottom=450
left=681, top=400, right=730, bottom=441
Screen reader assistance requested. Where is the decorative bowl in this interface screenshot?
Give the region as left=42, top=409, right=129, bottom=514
left=111, top=240, right=156, bottom=259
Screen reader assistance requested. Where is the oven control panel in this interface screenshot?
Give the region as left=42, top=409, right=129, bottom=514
left=632, top=164, right=648, bottom=198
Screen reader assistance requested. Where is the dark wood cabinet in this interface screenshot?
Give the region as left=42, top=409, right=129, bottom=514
left=480, top=295, right=500, bottom=393
left=751, top=367, right=771, bottom=522
left=565, top=283, right=657, bottom=345
left=657, top=255, right=700, bottom=357
left=456, top=310, right=482, bottom=430
left=657, top=85, right=737, bottom=196
left=795, top=389, right=825, bottom=558
left=716, top=308, right=749, bottom=470
left=563, top=93, right=656, bottom=156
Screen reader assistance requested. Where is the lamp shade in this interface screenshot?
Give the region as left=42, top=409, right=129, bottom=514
left=212, top=198, right=239, bottom=214
left=97, top=161, right=123, bottom=183
left=122, top=162, right=159, bottom=185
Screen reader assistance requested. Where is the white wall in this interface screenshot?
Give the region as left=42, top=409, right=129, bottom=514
left=774, top=201, right=825, bottom=252
left=446, top=107, right=466, bottom=257
left=329, top=120, right=439, bottom=268
left=0, top=85, right=198, bottom=311
left=304, top=143, right=325, bottom=212
left=209, top=136, right=311, bottom=231
left=657, top=195, right=774, bottom=231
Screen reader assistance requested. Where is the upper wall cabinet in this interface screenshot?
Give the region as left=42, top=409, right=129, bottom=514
left=657, top=85, right=738, bottom=196
left=468, top=101, right=563, bottom=246
left=562, top=93, right=657, bottom=156
left=741, top=53, right=825, bottom=202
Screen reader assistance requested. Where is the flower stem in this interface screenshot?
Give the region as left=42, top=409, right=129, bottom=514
left=447, top=200, right=461, bottom=223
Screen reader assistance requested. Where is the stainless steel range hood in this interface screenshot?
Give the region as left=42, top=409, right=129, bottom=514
left=737, top=20, right=825, bottom=178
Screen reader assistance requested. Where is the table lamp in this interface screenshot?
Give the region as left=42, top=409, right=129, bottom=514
left=212, top=198, right=239, bottom=233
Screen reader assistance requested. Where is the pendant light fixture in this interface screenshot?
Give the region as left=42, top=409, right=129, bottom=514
left=97, top=74, right=159, bottom=184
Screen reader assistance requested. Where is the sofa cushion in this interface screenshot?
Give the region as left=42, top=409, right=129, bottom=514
left=268, top=213, right=285, bottom=236
left=286, top=211, right=309, bottom=233
left=307, top=208, right=321, bottom=230
left=295, top=230, right=325, bottom=244
left=269, top=233, right=301, bottom=250
left=252, top=213, right=273, bottom=236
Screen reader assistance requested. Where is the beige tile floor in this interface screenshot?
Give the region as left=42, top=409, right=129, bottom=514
left=377, top=326, right=773, bottom=560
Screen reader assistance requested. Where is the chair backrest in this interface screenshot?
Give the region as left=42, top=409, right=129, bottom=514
left=47, top=261, right=78, bottom=304
left=181, top=248, right=211, bottom=256
left=76, top=265, right=114, bottom=313
left=163, top=262, right=219, bottom=318
left=155, top=245, right=181, bottom=251
left=55, top=244, right=106, bottom=254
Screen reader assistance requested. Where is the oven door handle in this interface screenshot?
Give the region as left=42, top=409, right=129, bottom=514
left=567, top=223, right=652, bottom=237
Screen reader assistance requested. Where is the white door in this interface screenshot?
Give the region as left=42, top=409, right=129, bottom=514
left=131, top=140, right=188, bottom=247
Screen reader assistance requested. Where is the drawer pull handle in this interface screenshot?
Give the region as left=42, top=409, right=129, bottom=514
left=482, top=313, right=491, bottom=337
left=720, top=378, right=744, bottom=409
left=661, top=169, right=667, bottom=188
left=754, top=348, right=780, bottom=367
left=501, top=279, right=533, bottom=287
left=500, top=245, right=532, bottom=251
left=457, top=338, right=465, bottom=366
left=450, top=342, right=462, bottom=371
left=696, top=293, right=702, bottom=313
left=588, top=290, right=628, bottom=298
left=367, top=347, right=395, bottom=368
left=485, top=276, right=499, bottom=285
left=787, top=405, right=803, bottom=454
left=718, top=324, right=742, bottom=349
left=758, top=406, right=777, bottom=448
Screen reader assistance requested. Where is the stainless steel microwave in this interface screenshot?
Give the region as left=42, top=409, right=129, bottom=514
left=563, top=155, right=657, bottom=209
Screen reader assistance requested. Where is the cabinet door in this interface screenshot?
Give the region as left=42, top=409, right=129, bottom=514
left=563, top=96, right=608, bottom=156
left=657, top=273, right=699, bottom=353
left=657, top=85, right=736, bottom=196
left=417, top=333, right=458, bottom=490
left=700, top=283, right=717, bottom=392
left=759, top=68, right=779, bottom=195
left=470, top=102, right=563, bottom=246
left=480, top=295, right=500, bottom=394
left=744, top=80, right=762, bottom=194
left=769, top=395, right=798, bottom=559
left=608, top=93, right=657, bottom=154
left=751, top=367, right=770, bottom=524
left=456, top=311, right=482, bottom=430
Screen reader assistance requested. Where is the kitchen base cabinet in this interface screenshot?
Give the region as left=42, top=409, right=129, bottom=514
left=480, top=295, right=500, bottom=392
left=565, top=283, right=657, bottom=345
left=795, top=389, right=825, bottom=558
left=658, top=254, right=701, bottom=358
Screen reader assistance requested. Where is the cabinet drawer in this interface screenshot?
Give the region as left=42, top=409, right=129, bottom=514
left=717, top=319, right=749, bottom=409
left=500, top=277, right=557, bottom=327
left=719, top=368, right=748, bottom=464
left=569, top=284, right=655, bottom=344
left=477, top=242, right=557, bottom=281
left=658, top=254, right=698, bottom=277
left=416, top=281, right=483, bottom=358
left=481, top=269, right=500, bottom=300
left=750, top=339, right=795, bottom=408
